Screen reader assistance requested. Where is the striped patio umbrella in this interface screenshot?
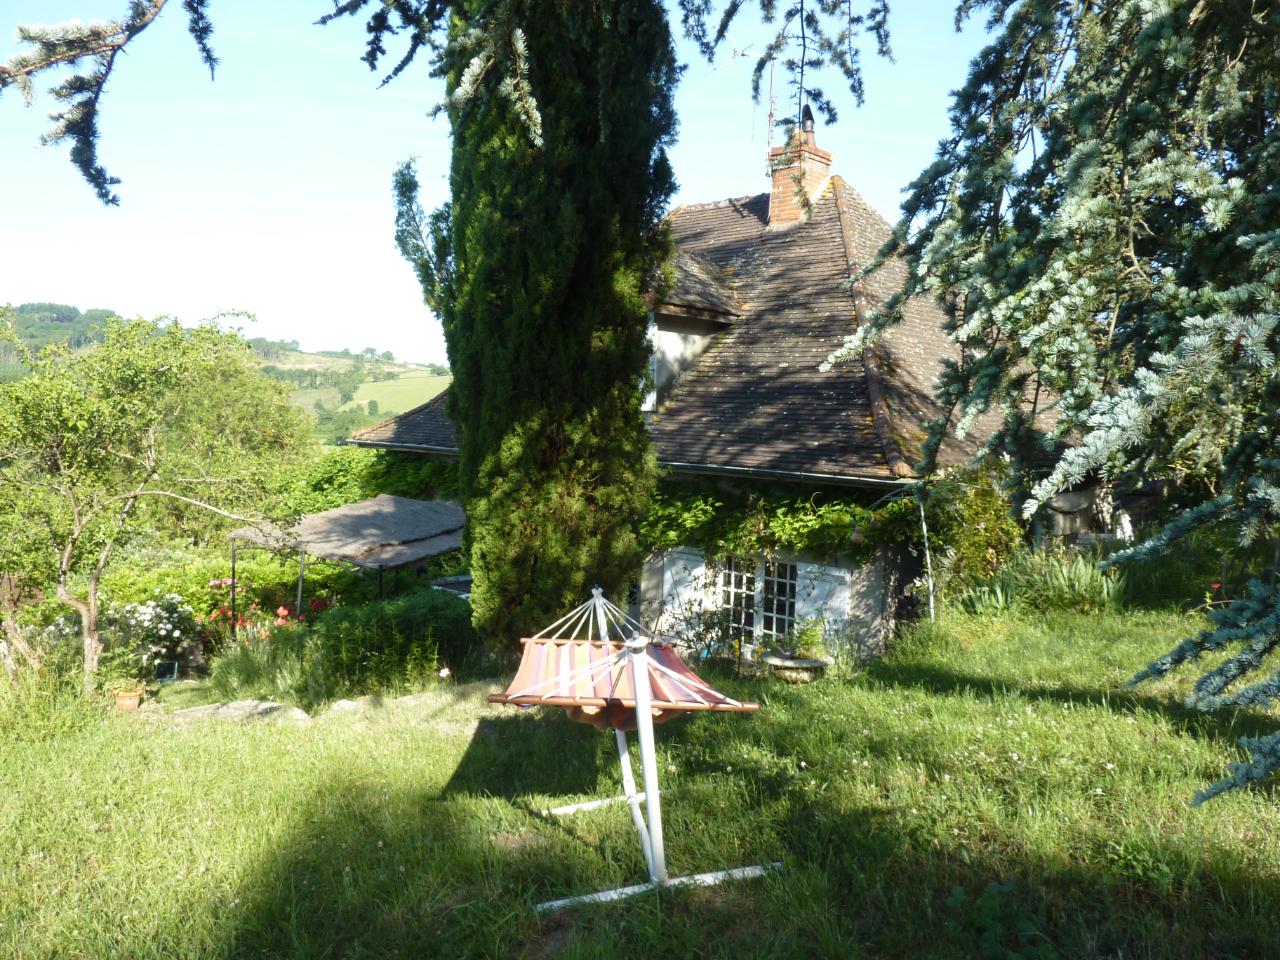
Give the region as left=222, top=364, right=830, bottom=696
left=488, top=588, right=778, bottom=912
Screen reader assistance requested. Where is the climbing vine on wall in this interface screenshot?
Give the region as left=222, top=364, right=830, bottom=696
left=641, top=467, right=1026, bottom=583
left=640, top=480, right=920, bottom=563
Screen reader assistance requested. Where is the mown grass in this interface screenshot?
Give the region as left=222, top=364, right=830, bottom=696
left=3, top=609, right=1279, bottom=958
left=342, top=371, right=451, bottom=416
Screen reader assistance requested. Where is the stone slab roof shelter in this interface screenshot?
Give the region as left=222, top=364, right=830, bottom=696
left=352, top=118, right=979, bottom=489
left=230, top=494, right=464, bottom=570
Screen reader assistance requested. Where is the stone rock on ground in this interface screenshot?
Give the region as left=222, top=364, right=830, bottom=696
left=325, top=695, right=383, bottom=715
left=170, top=699, right=311, bottom=726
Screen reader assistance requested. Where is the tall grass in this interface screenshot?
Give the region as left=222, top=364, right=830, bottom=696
left=956, top=547, right=1126, bottom=615
left=0, top=668, right=102, bottom=742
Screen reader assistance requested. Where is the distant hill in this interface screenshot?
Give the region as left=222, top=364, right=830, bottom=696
left=0, top=302, right=118, bottom=382
left=0, top=309, right=450, bottom=439
left=244, top=337, right=450, bottom=444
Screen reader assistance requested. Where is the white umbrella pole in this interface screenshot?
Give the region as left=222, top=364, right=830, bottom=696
left=628, top=638, right=668, bottom=883
left=615, top=728, right=655, bottom=878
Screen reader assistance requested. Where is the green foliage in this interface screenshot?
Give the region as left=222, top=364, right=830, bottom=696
left=641, top=480, right=919, bottom=562
left=0, top=315, right=310, bottom=681
left=208, top=588, right=477, bottom=709
left=267, top=446, right=457, bottom=516
left=929, top=471, right=1025, bottom=588
left=0, top=303, right=114, bottom=368
left=398, top=1, right=678, bottom=645
left=958, top=548, right=1126, bottom=617
left=305, top=588, right=475, bottom=691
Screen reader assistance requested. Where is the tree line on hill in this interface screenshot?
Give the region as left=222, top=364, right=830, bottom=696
left=0, top=302, right=116, bottom=381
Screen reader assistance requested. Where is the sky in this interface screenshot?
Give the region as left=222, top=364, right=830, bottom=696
left=0, top=2, right=990, bottom=366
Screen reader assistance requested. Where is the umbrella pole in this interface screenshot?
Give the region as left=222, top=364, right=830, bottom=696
left=628, top=638, right=667, bottom=883
left=615, top=728, right=655, bottom=878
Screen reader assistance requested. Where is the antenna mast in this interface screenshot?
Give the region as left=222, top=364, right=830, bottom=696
left=764, top=58, right=776, bottom=178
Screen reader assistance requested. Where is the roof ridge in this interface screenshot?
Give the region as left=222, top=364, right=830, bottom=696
left=667, top=191, right=767, bottom=217
left=830, top=176, right=915, bottom=479
left=832, top=175, right=896, bottom=235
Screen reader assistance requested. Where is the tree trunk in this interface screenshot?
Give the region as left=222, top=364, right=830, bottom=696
left=56, top=579, right=98, bottom=693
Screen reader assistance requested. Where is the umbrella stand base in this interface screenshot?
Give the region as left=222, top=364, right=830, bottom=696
left=540, top=793, right=646, bottom=817
left=533, top=862, right=782, bottom=914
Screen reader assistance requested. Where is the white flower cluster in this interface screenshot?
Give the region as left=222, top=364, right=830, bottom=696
left=110, top=593, right=197, bottom=665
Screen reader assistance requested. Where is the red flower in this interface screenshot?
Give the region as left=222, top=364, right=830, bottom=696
left=276, top=606, right=291, bottom=618
left=1211, top=582, right=1222, bottom=591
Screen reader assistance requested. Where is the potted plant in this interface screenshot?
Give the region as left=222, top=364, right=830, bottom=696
left=762, top=620, right=835, bottom=683
left=104, top=675, right=146, bottom=712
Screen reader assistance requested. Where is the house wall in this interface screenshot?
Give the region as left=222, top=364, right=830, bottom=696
left=638, top=546, right=892, bottom=659
left=643, top=315, right=723, bottom=410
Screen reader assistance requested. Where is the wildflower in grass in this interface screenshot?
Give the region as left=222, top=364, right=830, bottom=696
left=438, top=667, right=451, bottom=679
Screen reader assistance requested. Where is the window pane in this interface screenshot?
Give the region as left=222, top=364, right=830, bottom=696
left=760, top=560, right=798, bottom=641
left=718, top=555, right=756, bottom=648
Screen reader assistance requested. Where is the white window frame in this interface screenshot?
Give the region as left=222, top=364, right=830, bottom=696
left=759, top=559, right=799, bottom=641
left=716, top=554, right=800, bottom=646
left=719, top=555, right=756, bottom=648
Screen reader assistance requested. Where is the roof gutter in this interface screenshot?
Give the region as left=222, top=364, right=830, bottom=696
left=658, top=460, right=917, bottom=490
left=345, top=438, right=461, bottom=459
left=344, top=440, right=917, bottom=489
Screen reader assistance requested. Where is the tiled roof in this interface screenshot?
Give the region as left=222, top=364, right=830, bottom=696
left=648, top=187, right=893, bottom=481
left=353, top=175, right=976, bottom=485
left=662, top=251, right=741, bottom=317
left=351, top=391, right=457, bottom=453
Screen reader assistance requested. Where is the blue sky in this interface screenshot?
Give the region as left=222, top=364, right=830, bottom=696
left=0, top=2, right=988, bottom=365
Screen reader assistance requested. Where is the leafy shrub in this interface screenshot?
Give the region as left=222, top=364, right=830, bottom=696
left=102, top=594, right=198, bottom=667
left=208, top=588, right=477, bottom=709
left=928, top=468, right=1026, bottom=589
left=957, top=548, right=1125, bottom=616
left=306, top=587, right=475, bottom=693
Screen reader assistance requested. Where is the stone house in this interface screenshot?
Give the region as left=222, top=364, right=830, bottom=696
left=351, top=116, right=972, bottom=657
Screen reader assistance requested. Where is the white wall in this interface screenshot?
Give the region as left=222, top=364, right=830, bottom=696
left=640, top=546, right=891, bottom=659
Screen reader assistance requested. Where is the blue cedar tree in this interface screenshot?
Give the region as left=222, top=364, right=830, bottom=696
left=825, top=0, right=1280, bottom=800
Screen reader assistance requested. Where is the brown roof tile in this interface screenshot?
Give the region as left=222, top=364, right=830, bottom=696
left=352, top=175, right=981, bottom=484
left=351, top=390, right=457, bottom=453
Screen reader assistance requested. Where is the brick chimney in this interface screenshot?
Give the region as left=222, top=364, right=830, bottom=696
left=767, top=105, right=832, bottom=227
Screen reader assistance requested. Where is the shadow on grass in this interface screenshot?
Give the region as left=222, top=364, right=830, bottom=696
left=861, top=659, right=1279, bottom=746
left=206, top=697, right=1280, bottom=959
left=441, top=714, right=603, bottom=800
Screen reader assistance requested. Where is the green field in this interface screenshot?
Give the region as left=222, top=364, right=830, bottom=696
left=4, top=609, right=1280, bottom=958
left=342, top=371, right=451, bottom=417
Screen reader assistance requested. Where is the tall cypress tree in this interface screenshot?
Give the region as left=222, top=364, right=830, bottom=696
left=827, top=1, right=1280, bottom=800
left=5, top=0, right=890, bottom=647
left=402, top=2, right=678, bottom=642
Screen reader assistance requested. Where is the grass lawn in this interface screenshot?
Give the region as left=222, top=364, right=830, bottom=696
left=343, top=372, right=451, bottom=416
left=3, top=609, right=1279, bottom=958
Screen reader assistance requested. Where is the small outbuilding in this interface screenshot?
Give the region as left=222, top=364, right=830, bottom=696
left=227, top=494, right=465, bottom=623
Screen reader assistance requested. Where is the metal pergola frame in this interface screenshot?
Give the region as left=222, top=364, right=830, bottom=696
left=226, top=495, right=464, bottom=640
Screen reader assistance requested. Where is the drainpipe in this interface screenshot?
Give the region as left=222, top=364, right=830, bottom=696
left=917, top=491, right=936, bottom=623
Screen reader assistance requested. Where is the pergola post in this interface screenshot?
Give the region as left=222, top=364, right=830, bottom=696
left=230, top=539, right=238, bottom=643
left=296, top=551, right=306, bottom=617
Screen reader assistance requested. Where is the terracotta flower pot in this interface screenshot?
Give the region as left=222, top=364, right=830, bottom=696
left=114, top=688, right=144, bottom=713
